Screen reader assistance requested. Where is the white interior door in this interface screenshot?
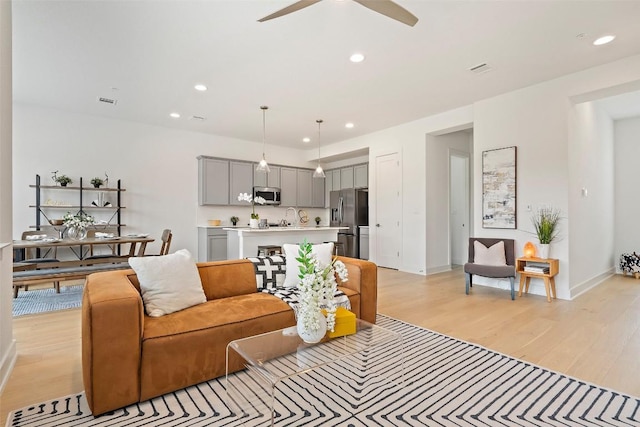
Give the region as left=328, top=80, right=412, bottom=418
left=375, top=152, right=401, bottom=269
left=450, top=151, right=469, bottom=265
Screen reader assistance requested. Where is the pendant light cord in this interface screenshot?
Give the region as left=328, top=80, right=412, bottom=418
left=261, top=106, right=268, bottom=158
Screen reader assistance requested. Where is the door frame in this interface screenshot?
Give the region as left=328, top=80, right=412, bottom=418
left=449, top=148, right=470, bottom=266
left=373, top=151, right=401, bottom=269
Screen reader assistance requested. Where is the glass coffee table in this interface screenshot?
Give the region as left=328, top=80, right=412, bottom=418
left=225, top=319, right=403, bottom=426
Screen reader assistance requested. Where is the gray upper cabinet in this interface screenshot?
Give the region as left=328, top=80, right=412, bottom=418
left=354, top=164, right=368, bottom=188
left=297, top=169, right=313, bottom=207
left=254, top=165, right=281, bottom=188
left=229, top=161, right=254, bottom=205
left=312, top=175, right=325, bottom=208
left=340, top=167, right=354, bottom=189
left=331, top=169, right=341, bottom=191
left=198, top=157, right=229, bottom=205
left=280, top=167, right=297, bottom=206
left=324, top=172, right=332, bottom=208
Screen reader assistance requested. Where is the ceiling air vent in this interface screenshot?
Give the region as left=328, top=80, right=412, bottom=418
left=97, top=96, right=118, bottom=105
left=469, top=63, right=492, bottom=75
left=190, top=115, right=206, bottom=121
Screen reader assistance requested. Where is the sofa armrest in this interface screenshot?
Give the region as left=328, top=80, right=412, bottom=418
left=336, top=257, right=377, bottom=323
left=82, top=269, right=144, bottom=415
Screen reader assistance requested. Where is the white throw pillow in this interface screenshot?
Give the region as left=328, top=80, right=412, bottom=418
left=282, top=242, right=334, bottom=288
left=473, top=240, right=507, bottom=266
left=128, top=249, right=207, bottom=317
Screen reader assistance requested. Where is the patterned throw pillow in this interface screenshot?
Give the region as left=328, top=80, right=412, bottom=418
left=246, top=256, right=287, bottom=290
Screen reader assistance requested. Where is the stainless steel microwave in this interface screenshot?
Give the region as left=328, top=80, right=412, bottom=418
left=253, top=186, right=281, bottom=206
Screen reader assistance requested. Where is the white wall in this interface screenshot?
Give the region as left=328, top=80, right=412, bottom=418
left=567, top=101, right=615, bottom=297
left=12, top=104, right=324, bottom=257
left=614, top=117, right=640, bottom=269
left=425, top=131, right=472, bottom=273
left=0, top=0, right=16, bottom=393
left=319, top=53, right=640, bottom=299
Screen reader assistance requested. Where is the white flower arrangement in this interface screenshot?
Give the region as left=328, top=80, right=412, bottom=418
left=296, top=241, right=349, bottom=333
left=63, top=212, right=95, bottom=228
left=237, top=192, right=266, bottom=220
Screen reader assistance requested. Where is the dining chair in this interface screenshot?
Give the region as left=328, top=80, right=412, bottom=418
left=85, top=229, right=123, bottom=260
left=159, top=229, right=172, bottom=255
left=144, top=229, right=172, bottom=256
left=463, top=237, right=517, bottom=300
left=19, top=230, right=61, bottom=293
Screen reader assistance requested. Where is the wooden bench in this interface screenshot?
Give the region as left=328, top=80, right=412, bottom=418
left=12, top=260, right=131, bottom=298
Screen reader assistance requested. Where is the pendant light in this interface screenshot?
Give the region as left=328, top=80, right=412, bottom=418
left=313, top=119, right=326, bottom=178
left=256, top=105, right=271, bottom=173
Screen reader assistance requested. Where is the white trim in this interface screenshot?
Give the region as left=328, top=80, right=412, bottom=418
left=426, top=264, right=452, bottom=275
left=569, top=267, right=615, bottom=300
left=0, top=339, right=17, bottom=395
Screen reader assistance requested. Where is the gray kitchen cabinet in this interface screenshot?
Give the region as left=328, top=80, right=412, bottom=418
left=312, top=174, right=325, bottom=208
left=198, top=157, right=229, bottom=205
left=280, top=167, right=297, bottom=206
left=340, top=167, right=354, bottom=189
left=331, top=169, right=341, bottom=191
left=354, top=163, right=368, bottom=188
left=297, top=169, right=313, bottom=207
left=253, top=165, right=281, bottom=188
left=324, top=172, right=332, bottom=207
left=229, top=161, right=254, bottom=205
left=197, top=227, right=227, bottom=261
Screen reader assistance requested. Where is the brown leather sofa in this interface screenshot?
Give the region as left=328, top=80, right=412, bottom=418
left=82, top=257, right=377, bottom=415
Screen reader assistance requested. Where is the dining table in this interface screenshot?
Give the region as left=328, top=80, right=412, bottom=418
left=13, top=235, right=155, bottom=260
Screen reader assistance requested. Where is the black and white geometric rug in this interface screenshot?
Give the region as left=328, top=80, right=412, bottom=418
left=12, top=285, right=83, bottom=317
left=7, top=315, right=640, bottom=426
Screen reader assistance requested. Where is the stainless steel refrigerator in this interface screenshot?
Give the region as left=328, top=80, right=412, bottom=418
left=330, top=189, right=368, bottom=258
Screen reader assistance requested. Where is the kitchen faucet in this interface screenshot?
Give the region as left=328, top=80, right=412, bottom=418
left=285, top=207, right=297, bottom=227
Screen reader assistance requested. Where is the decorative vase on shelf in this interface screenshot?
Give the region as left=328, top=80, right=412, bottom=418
left=249, top=218, right=259, bottom=229
left=296, top=310, right=327, bottom=344
left=538, top=243, right=550, bottom=259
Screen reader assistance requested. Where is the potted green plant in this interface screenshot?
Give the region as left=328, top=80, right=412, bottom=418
left=55, top=174, right=72, bottom=187
left=230, top=216, right=239, bottom=226
left=90, top=177, right=104, bottom=188
left=531, top=207, right=561, bottom=258
left=314, top=216, right=321, bottom=226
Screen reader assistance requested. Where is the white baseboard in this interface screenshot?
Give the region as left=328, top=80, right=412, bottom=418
left=570, top=267, right=615, bottom=300
left=426, top=264, right=452, bottom=275
left=0, top=339, right=17, bottom=395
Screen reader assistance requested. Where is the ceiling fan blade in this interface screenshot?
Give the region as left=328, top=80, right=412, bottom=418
left=258, top=0, right=323, bottom=22
left=352, top=0, right=418, bottom=27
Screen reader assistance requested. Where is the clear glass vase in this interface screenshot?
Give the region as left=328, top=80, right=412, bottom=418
left=67, top=225, right=87, bottom=240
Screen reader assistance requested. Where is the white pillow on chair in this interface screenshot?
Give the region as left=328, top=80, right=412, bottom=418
left=282, top=242, right=334, bottom=288
left=473, top=241, right=507, bottom=266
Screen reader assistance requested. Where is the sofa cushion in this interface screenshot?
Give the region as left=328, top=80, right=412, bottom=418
left=246, top=255, right=286, bottom=290
left=128, top=249, right=206, bottom=317
left=282, top=242, right=334, bottom=288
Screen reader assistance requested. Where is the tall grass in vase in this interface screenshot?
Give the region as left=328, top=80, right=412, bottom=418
left=531, top=207, right=561, bottom=258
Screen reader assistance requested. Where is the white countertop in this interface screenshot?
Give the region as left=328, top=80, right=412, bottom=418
left=224, top=226, right=347, bottom=233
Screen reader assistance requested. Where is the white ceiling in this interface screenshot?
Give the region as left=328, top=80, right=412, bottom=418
left=12, top=1, right=640, bottom=149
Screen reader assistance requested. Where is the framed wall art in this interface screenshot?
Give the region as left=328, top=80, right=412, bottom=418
left=482, top=146, right=517, bottom=229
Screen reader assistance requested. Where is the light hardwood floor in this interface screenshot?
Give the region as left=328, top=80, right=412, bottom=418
left=2, top=268, right=640, bottom=422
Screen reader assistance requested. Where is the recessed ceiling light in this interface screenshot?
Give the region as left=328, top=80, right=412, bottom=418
left=169, top=112, right=180, bottom=118
left=593, top=35, right=615, bottom=46
left=194, top=84, right=208, bottom=91
left=345, top=122, right=354, bottom=129
left=350, top=53, right=365, bottom=63
left=302, top=137, right=311, bottom=143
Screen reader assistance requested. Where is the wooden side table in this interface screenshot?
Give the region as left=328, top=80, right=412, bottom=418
left=516, top=257, right=559, bottom=303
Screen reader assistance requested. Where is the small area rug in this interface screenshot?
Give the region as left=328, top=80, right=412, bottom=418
left=6, top=315, right=640, bottom=426
left=12, top=285, right=83, bottom=317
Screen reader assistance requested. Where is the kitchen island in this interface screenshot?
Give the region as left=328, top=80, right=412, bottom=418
left=224, top=226, right=347, bottom=259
